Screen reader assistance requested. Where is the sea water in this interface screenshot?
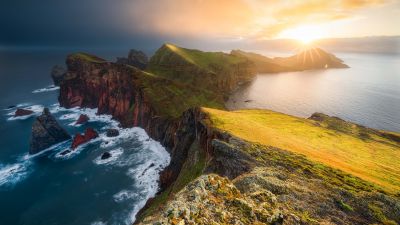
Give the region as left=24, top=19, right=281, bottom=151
left=0, top=49, right=170, bottom=225
left=227, top=52, right=400, bottom=132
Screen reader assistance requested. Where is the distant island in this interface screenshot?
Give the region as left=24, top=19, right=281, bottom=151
left=28, top=43, right=399, bottom=224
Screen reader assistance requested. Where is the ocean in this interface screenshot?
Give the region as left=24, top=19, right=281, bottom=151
left=227, top=52, right=400, bottom=132
left=0, top=49, right=399, bottom=225
left=0, top=49, right=170, bottom=225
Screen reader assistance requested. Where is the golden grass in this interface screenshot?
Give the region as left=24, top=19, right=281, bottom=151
left=203, top=108, right=400, bottom=193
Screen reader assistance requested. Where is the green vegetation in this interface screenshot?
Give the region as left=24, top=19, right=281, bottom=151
left=68, top=52, right=106, bottom=63
left=136, top=140, right=207, bottom=222
left=149, top=43, right=249, bottom=74
left=336, top=200, right=354, bottom=212
left=203, top=108, right=400, bottom=194
left=369, top=204, right=398, bottom=225
left=147, top=43, right=255, bottom=95
left=135, top=70, right=224, bottom=118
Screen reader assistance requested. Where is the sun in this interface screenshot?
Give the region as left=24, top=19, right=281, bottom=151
left=279, top=24, right=325, bottom=44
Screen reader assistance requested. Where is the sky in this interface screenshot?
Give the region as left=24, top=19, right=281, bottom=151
left=1, top=0, right=399, bottom=50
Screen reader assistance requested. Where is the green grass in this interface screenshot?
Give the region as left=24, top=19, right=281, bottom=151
left=136, top=71, right=224, bottom=118
left=203, top=108, right=400, bottom=194
left=161, top=43, right=247, bottom=72
left=68, top=52, right=106, bottom=63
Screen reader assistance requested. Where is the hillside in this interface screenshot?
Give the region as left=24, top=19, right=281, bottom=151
left=203, top=108, right=400, bottom=193
left=136, top=108, right=400, bottom=225
left=147, top=43, right=256, bottom=95
left=56, top=45, right=399, bottom=225
left=232, top=47, right=349, bottom=73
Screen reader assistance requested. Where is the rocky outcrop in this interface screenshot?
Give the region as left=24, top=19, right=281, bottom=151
left=71, top=127, right=98, bottom=149
left=51, top=65, right=67, bottom=86
left=232, top=47, right=348, bottom=73
left=75, top=114, right=89, bottom=125
left=101, top=152, right=111, bottom=160
left=116, top=49, right=148, bottom=70
left=55, top=46, right=400, bottom=225
left=14, top=108, right=34, bottom=117
left=106, top=128, right=119, bottom=137
left=29, top=108, right=71, bottom=154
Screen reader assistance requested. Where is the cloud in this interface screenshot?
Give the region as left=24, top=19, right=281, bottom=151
left=127, top=0, right=388, bottom=39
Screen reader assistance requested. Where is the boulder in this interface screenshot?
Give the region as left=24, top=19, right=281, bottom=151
left=116, top=49, right=148, bottom=69
left=101, top=152, right=111, bottom=160
left=14, top=108, right=34, bottom=117
left=51, top=65, right=66, bottom=86
left=106, top=128, right=119, bottom=137
left=29, top=108, right=71, bottom=154
left=71, top=128, right=98, bottom=149
left=75, top=114, right=89, bottom=125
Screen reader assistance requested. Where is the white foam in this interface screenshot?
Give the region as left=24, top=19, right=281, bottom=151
left=6, top=104, right=44, bottom=120
left=93, top=148, right=124, bottom=165
left=0, top=161, right=32, bottom=188
left=91, top=221, right=107, bottom=225
left=113, top=190, right=138, bottom=203
left=54, top=137, right=101, bottom=160
left=32, top=85, right=60, bottom=93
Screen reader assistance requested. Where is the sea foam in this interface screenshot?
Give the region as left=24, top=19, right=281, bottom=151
left=32, top=85, right=60, bottom=94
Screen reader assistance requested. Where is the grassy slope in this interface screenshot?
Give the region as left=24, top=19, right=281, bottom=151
left=136, top=70, right=224, bottom=118
left=203, top=108, right=400, bottom=194
left=152, top=43, right=247, bottom=73
left=142, top=43, right=254, bottom=118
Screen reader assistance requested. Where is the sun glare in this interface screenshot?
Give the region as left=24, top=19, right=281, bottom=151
left=279, top=25, right=325, bottom=44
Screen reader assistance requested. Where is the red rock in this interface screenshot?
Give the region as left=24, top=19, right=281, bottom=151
left=75, top=114, right=89, bottom=125
left=14, top=108, right=34, bottom=117
left=71, top=128, right=98, bottom=149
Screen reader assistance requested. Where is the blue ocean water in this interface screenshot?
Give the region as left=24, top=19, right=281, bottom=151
left=0, top=49, right=170, bottom=225
left=227, top=53, right=400, bottom=132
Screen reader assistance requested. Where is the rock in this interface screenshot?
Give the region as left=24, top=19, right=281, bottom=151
left=60, top=149, right=71, bottom=156
left=106, top=128, right=119, bottom=137
left=116, top=49, right=148, bottom=69
left=75, top=114, right=89, bottom=125
left=51, top=65, right=67, bottom=86
left=71, top=127, right=98, bottom=149
left=14, top=108, right=34, bottom=117
left=29, top=108, right=71, bottom=154
left=7, top=105, right=16, bottom=109
left=101, top=152, right=111, bottom=160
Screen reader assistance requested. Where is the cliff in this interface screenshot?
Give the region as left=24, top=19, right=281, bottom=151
left=57, top=45, right=399, bottom=225
left=147, top=43, right=256, bottom=98
left=30, top=108, right=71, bottom=154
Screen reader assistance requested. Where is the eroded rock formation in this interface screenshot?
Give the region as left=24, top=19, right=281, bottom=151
left=29, top=108, right=71, bottom=154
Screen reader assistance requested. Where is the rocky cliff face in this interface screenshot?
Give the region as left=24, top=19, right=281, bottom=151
left=58, top=46, right=256, bottom=193
left=57, top=46, right=399, bottom=225
left=59, top=53, right=156, bottom=127
left=30, top=108, right=71, bottom=154
left=116, top=49, right=148, bottom=70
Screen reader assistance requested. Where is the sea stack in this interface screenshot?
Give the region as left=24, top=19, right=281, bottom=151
left=29, top=108, right=71, bottom=154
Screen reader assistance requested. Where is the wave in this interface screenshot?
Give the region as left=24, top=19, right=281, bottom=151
left=6, top=104, right=44, bottom=120
left=0, top=160, right=32, bottom=189
left=32, top=85, right=60, bottom=94
left=93, top=148, right=124, bottom=165
left=4, top=103, right=171, bottom=224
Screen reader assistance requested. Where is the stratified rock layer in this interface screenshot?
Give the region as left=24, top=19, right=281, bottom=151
left=29, top=108, right=71, bottom=154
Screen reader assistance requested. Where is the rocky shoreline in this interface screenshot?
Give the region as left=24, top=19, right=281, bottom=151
left=54, top=44, right=399, bottom=224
